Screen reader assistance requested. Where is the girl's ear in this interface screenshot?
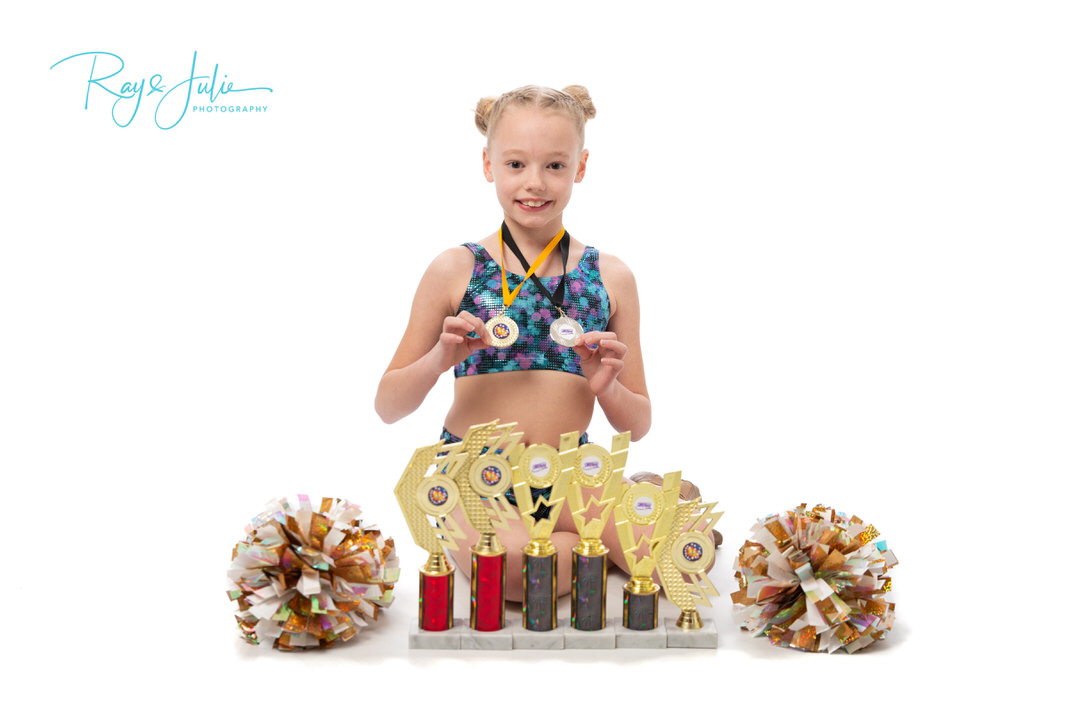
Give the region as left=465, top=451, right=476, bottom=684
left=575, top=149, right=589, bottom=183
left=483, top=147, right=495, bottom=182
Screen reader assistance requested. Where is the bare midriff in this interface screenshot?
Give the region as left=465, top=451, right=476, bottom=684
left=444, top=370, right=594, bottom=447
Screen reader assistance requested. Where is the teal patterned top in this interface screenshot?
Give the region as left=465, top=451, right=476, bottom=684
left=453, top=242, right=610, bottom=377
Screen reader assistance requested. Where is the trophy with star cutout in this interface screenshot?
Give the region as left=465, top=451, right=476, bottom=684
left=510, top=432, right=576, bottom=631
left=565, top=432, right=630, bottom=631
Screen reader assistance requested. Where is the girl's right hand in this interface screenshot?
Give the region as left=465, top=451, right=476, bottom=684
left=429, top=310, right=492, bottom=372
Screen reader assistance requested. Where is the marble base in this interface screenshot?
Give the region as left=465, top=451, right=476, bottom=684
left=564, top=618, right=617, bottom=649
left=512, top=620, right=566, bottom=649
left=615, top=622, right=668, bottom=649
left=408, top=615, right=717, bottom=651
left=664, top=618, right=718, bottom=648
left=409, top=619, right=463, bottom=650
left=460, top=622, right=514, bottom=650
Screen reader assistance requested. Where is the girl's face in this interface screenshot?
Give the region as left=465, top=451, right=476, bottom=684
left=483, top=105, right=588, bottom=236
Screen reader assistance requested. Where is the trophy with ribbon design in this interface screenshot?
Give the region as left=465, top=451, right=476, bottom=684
left=442, top=421, right=524, bottom=632
left=565, top=431, right=630, bottom=631
left=510, top=432, right=576, bottom=631
left=394, top=442, right=471, bottom=632
left=654, top=489, right=723, bottom=640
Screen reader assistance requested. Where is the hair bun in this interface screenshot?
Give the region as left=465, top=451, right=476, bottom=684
left=474, top=96, right=496, bottom=136
left=561, top=85, right=596, bottom=120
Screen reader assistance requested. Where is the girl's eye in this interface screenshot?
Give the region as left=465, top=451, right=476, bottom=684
left=508, top=161, right=524, bottom=169
left=549, top=163, right=565, bottom=170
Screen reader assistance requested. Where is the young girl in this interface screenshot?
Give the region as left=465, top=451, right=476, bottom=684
left=375, top=84, right=651, bottom=600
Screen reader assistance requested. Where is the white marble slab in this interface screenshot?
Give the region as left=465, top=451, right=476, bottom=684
left=408, top=619, right=463, bottom=650
left=512, top=620, right=566, bottom=649
left=564, top=618, right=617, bottom=649
left=664, top=618, right=718, bottom=649
left=614, top=622, right=668, bottom=649
left=459, top=622, right=514, bottom=650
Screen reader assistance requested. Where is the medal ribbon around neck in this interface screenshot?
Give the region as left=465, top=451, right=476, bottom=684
left=485, top=224, right=566, bottom=348
left=499, top=222, right=585, bottom=347
left=500, top=221, right=569, bottom=308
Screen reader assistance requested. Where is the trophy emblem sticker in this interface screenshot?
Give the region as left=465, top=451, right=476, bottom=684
left=520, top=444, right=560, bottom=489
left=416, top=475, right=460, bottom=516
left=622, top=482, right=664, bottom=526
left=672, top=531, right=715, bottom=574
left=469, top=455, right=513, bottom=498
left=573, top=444, right=612, bottom=488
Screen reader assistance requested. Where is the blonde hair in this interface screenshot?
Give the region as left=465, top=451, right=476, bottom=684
left=475, top=84, right=596, bottom=146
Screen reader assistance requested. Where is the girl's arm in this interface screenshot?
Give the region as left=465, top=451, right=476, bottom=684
left=574, top=253, right=652, bottom=440
left=374, top=248, right=489, bottom=424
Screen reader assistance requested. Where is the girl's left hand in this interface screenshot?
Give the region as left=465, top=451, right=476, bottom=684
left=573, top=331, right=627, bottom=398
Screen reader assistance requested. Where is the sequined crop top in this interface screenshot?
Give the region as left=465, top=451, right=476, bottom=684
left=453, top=242, right=610, bottom=377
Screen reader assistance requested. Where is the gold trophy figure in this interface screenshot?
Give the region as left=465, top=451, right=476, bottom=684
left=394, top=442, right=470, bottom=632
left=511, top=432, right=575, bottom=631
left=613, top=470, right=682, bottom=631
left=566, top=432, right=631, bottom=631
left=654, top=494, right=723, bottom=645
left=443, top=421, right=524, bottom=632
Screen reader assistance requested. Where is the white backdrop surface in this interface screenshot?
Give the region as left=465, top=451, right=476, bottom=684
left=2, top=1, right=1076, bottom=717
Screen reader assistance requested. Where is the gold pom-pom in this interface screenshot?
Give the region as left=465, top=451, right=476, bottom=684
left=227, top=495, right=399, bottom=651
left=731, top=504, right=897, bottom=653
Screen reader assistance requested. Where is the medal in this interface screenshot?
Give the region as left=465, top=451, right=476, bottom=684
left=485, top=313, right=519, bottom=348
left=489, top=224, right=566, bottom=348
left=549, top=311, right=584, bottom=347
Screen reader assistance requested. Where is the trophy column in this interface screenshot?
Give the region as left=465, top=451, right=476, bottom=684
left=622, top=576, right=660, bottom=630
left=471, top=532, right=507, bottom=631
left=571, top=538, right=608, bottom=630
left=419, top=552, right=454, bottom=632
left=522, top=540, right=557, bottom=631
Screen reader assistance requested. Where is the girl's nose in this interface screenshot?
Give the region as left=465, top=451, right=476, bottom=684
left=525, top=168, right=545, bottom=191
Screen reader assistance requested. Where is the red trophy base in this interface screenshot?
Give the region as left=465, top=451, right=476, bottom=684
left=419, top=567, right=454, bottom=632
left=470, top=550, right=507, bottom=631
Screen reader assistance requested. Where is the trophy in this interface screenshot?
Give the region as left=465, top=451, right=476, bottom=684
left=393, top=442, right=470, bottom=632
left=565, top=432, right=630, bottom=631
left=443, top=421, right=523, bottom=632
left=510, top=432, right=575, bottom=631
left=613, top=471, right=682, bottom=631
left=654, top=490, right=723, bottom=645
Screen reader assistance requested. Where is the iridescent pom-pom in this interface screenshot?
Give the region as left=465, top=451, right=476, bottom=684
left=731, top=504, right=897, bottom=653
left=227, top=495, right=400, bottom=651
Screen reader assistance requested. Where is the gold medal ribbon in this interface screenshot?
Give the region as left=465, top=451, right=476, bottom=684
left=498, top=225, right=566, bottom=310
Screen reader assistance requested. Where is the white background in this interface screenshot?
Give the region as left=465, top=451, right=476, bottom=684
left=2, top=1, right=1076, bottom=716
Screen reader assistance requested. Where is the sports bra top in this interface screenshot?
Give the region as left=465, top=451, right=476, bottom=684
left=454, top=242, right=610, bottom=377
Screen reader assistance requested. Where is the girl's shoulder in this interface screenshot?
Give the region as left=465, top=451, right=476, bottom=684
left=593, top=248, right=636, bottom=286
left=590, top=247, right=637, bottom=318
left=424, top=244, right=479, bottom=282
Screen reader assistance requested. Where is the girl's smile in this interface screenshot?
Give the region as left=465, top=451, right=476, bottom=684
left=516, top=198, right=553, bottom=212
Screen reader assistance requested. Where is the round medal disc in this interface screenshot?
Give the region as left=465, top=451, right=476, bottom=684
left=519, top=444, right=560, bottom=489
left=416, top=475, right=460, bottom=516
left=549, top=315, right=584, bottom=347
left=468, top=455, right=513, bottom=497
left=622, top=482, right=664, bottom=526
left=573, top=444, right=612, bottom=488
left=485, top=314, right=519, bottom=348
left=671, top=531, right=716, bottom=574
